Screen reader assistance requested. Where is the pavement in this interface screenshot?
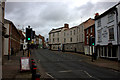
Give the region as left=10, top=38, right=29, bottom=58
left=62, top=51, right=120, bottom=72
left=2, top=50, right=32, bottom=80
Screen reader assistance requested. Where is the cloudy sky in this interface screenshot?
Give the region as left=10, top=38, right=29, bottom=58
left=5, top=0, right=118, bottom=39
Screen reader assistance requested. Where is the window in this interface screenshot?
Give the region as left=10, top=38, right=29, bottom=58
left=90, top=27, right=92, bottom=33
left=70, top=37, right=72, bottom=42
left=87, top=36, right=89, bottom=44
left=109, top=27, right=114, bottom=40
left=64, top=38, right=66, bottom=43
left=77, top=36, right=78, bottom=42
left=97, top=19, right=101, bottom=27
left=70, top=31, right=72, bottom=35
left=53, top=38, right=54, bottom=42
left=108, top=12, right=114, bottom=23
left=64, top=32, right=65, bottom=36
left=57, top=32, right=59, bottom=36
left=57, top=38, right=59, bottom=42
left=87, top=29, right=88, bottom=34
left=74, top=30, right=75, bottom=35
left=53, top=33, right=55, bottom=37
left=98, top=29, right=102, bottom=42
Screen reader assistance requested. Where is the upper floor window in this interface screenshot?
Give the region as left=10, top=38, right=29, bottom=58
left=64, top=32, right=65, bottom=36
left=70, top=37, right=72, bottom=42
left=108, top=12, right=114, bottom=23
left=87, top=36, right=89, bottom=44
left=87, top=29, right=88, bottom=34
left=97, top=19, right=101, bottom=27
left=109, top=26, right=114, bottom=40
left=70, top=31, right=72, bottom=35
left=64, top=38, right=66, bottom=43
left=57, top=32, right=59, bottom=36
left=98, top=29, right=102, bottom=42
left=74, top=30, right=75, bottom=35
left=53, top=33, right=55, bottom=37
left=53, top=38, right=54, bottom=42
left=90, top=27, right=92, bottom=33
left=57, top=38, right=59, bottom=42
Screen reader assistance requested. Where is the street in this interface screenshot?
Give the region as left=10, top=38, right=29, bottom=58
left=32, top=49, right=120, bottom=80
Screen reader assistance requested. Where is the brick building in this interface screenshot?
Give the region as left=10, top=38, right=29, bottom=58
left=39, top=34, right=45, bottom=48
left=4, top=19, right=21, bottom=55
left=84, top=24, right=95, bottom=55
left=18, top=30, right=25, bottom=50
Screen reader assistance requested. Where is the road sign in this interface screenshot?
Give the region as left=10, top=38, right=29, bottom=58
left=20, top=57, right=30, bottom=71
left=23, top=44, right=27, bottom=50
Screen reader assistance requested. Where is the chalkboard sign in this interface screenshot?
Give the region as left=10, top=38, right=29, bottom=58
left=20, top=57, right=30, bottom=71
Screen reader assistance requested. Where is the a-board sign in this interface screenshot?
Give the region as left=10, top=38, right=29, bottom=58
left=20, top=57, right=30, bottom=71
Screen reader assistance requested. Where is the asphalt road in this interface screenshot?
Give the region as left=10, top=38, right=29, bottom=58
left=32, top=49, right=120, bottom=80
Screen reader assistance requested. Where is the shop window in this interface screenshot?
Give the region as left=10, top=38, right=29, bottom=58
left=112, top=46, right=117, bottom=57
left=108, top=46, right=112, bottom=57
left=104, top=47, right=107, bottom=57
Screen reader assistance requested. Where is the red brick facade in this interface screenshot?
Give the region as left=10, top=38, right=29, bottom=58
left=7, top=21, right=21, bottom=55
left=84, top=24, right=95, bottom=45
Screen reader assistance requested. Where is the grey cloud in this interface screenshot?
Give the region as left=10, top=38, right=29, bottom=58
left=5, top=1, right=118, bottom=38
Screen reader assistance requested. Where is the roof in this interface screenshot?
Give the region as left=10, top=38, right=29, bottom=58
left=84, top=24, right=95, bottom=30
left=49, top=27, right=65, bottom=34
left=4, top=19, right=12, bottom=24
left=95, top=2, right=120, bottom=20
left=4, top=19, right=21, bottom=36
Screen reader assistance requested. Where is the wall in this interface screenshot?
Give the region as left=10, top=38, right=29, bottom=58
left=95, top=11, right=118, bottom=46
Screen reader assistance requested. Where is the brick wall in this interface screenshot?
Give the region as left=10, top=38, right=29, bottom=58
left=10, top=23, right=20, bottom=54
left=84, top=24, right=95, bottom=45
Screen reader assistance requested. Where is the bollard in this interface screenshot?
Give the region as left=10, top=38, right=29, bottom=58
left=32, top=65, right=37, bottom=80
left=35, top=73, right=41, bottom=80
left=32, top=65, right=37, bottom=74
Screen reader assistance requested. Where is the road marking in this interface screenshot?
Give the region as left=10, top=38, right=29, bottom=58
left=59, top=70, right=72, bottom=73
left=84, top=71, right=92, bottom=78
left=46, top=73, right=54, bottom=79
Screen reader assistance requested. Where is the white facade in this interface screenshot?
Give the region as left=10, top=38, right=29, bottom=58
left=95, top=3, right=120, bottom=60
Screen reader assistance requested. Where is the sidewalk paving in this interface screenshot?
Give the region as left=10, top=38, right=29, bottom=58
left=62, top=51, right=120, bottom=72
left=2, top=50, right=32, bottom=80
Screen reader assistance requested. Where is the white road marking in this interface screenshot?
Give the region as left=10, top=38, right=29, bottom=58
left=59, top=70, right=72, bottom=73
left=84, top=71, right=93, bottom=78
left=46, top=73, right=54, bottom=79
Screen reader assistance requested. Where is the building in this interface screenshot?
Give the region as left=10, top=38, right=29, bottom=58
left=4, top=19, right=21, bottom=55
left=39, top=34, right=45, bottom=48
left=95, top=3, right=120, bottom=61
left=63, top=26, right=77, bottom=52
left=0, top=1, right=5, bottom=79
left=49, top=24, right=69, bottom=50
left=84, top=18, right=95, bottom=55
left=18, top=30, right=25, bottom=50
left=76, top=23, right=84, bottom=53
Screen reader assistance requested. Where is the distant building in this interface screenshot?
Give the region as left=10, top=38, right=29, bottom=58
left=39, top=34, right=45, bottom=48
left=49, top=24, right=69, bottom=50
left=95, top=3, right=120, bottom=61
left=4, top=19, right=21, bottom=55
left=84, top=18, right=95, bottom=55
left=63, top=26, right=77, bottom=52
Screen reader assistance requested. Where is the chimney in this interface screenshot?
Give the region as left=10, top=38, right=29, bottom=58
left=94, top=13, right=99, bottom=19
left=64, top=23, right=69, bottom=28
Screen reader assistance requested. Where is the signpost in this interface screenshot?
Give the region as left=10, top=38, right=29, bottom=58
left=20, top=57, right=30, bottom=71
